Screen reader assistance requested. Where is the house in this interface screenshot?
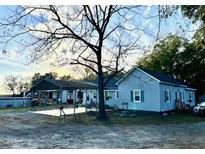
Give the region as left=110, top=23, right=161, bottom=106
left=30, top=78, right=119, bottom=106
left=30, top=67, right=196, bottom=113
left=85, top=78, right=119, bottom=106
left=115, top=67, right=196, bottom=112
left=31, top=79, right=97, bottom=104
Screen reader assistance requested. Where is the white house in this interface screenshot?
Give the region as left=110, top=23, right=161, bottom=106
left=114, top=67, right=196, bottom=112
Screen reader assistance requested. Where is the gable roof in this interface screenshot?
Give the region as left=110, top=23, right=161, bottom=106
left=47, top=79, right=97, bottom=89
left=116, top=67, right=187, bottom=87
left=140, top=68, right=187, bottom=86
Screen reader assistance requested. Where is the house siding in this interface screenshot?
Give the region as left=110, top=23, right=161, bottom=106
left=117, top=69, right=161, bottom=112
left=185, top=89, right=196, bottom=106
left=159, top=83, right=196, bottom=112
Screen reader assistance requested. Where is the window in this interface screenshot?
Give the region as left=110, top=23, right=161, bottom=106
left=175, top=91, right=178, bottom=100
left=104, top=90, right=116, bottom=100
left=86, top=94, right=89, bottom=101
left=130, top=90, right=144, bottom=103
left=93, top=92, right=97, bottom=99
left=179, top=91, right=184, bottom=101
left=189, top=92, right=193, bottom=101
left=133, top=90, right=141, bottom=102
left=115, top=91, right=119, bottom=99
left=165, top=90, right=171, bottom=102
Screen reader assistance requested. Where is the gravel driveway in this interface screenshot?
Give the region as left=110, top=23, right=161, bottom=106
left=0, top=111, right=205, bottom=149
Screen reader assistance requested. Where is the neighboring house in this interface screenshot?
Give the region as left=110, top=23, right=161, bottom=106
left=30, top=79, right=97, bottom=104
left=115, top=67, right=196, bottom=112
left=30, top=78, right=119, bottom=106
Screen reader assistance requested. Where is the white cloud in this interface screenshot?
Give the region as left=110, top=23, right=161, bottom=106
left=143, top=5, right=152, bottom=16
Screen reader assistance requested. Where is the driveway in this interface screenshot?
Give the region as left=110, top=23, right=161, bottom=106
left=32, top=107, right=87, bottom=116
left=0, top=111, right=205, bottom=148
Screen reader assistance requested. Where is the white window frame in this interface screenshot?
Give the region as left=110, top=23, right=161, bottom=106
left=165, top=90, right=171, bottom=103
left=133, top=90, right=141, bottom=103
left=115, top=91, right=119, bottom=99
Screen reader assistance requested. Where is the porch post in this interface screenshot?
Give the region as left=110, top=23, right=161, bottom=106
left=73, top=89, right=76, bottom=119
left=85, top=89, right=87, bottom=113
left=60, top=88, right=63, bottom=104
left=96, top=89, right=98, bottom=112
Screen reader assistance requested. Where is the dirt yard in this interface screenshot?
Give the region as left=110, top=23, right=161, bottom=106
left=0, top=111, right=205, bottom=149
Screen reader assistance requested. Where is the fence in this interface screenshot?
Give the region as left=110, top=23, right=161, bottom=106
left=0, top=97, right=31, bottom=108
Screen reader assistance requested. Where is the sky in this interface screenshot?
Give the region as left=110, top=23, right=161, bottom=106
left=0, top=5, right=199, bottom=94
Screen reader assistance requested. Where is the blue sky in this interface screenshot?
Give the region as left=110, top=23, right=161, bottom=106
left=0, top=5, right=198, bottom=94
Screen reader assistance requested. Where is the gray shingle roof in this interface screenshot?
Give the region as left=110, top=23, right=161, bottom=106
left=46, top=79, right=98, bottom=89
left=140, top=68, right=187, bottom=86
left=117, top=67, right=188, bottom=87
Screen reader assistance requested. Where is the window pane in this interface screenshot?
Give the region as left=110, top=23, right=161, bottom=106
left=134, top=91, right=140, bottom=101
left=189, top=92, right=192, bottom=100
left=116, top=91, right=118, bottom=98
left=135, top=95, right=140, bottom=101
left=165, top=90, right=170, bottom=102
left=109, top=91, right=115, bottom=98
left=135, top=91, right=140, bottom=96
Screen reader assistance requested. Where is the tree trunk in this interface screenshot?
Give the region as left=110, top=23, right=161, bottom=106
left=97, top=66, right=106, bottom=118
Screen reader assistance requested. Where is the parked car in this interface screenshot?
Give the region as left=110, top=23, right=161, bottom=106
left=193, top=102, right=205, bottom=116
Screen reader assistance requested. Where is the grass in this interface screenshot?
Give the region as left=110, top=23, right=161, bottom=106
left=0, top=106, right=205, bottom=126
left=55, top=110, right=205, bottom=126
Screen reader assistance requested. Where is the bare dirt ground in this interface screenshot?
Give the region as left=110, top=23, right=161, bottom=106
left=0, top=111, right=205, bottom=149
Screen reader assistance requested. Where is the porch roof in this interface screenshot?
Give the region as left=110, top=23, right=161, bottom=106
left=31, top=78, right=97, bottom=91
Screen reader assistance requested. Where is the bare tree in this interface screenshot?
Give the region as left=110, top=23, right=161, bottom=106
left=0, top=5, right=164, bottom=118
left=4, top=75, right=30, bottom=95
left=4, top=75, right=18, bottom=96
left=77, top=67, right=97, bottom=81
